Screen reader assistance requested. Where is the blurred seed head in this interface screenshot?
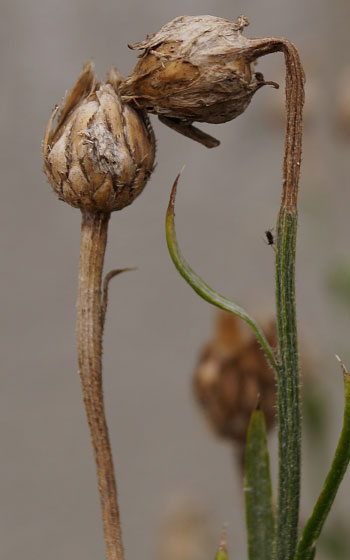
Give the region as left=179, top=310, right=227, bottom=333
left=43, top=61, right=156, bottom=212
left=120, top=15, right=278, bottom=128
left=193, top=311, right=277, bottom=448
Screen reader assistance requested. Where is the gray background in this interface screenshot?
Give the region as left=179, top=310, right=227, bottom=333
left=1, top=0, right=350, bottom=558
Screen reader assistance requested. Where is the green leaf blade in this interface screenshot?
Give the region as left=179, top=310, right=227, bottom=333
left=165, top=172, right=278, bottom=374
left=295, top=366, right=350, bottom=560
left=244, top=410, right=275, bottom=560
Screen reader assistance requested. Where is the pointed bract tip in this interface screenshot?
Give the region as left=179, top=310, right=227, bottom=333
left=335, top=354, right=349, bottom=378
left=255, top=393, right=262, bottom=410
left=215, top=524, right=228, bottom=560
left=219, top=523, right=228, bottom=552
left=168, top=167, right=185, bottom=212
left=82, top=59, right=95, bottom=73
left=107, top=66, right=124, bottom=89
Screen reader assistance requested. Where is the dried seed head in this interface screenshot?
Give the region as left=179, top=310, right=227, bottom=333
left=193, top=311, right=277, bottom=445
left=120, top=15, right=278, bottom=146
left=43, top=61, right=156, bottom=212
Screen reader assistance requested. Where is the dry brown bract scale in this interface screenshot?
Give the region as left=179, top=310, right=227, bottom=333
left=120, top=15, right=278, bottom=147
left=193, top=311, right=277, bottom=446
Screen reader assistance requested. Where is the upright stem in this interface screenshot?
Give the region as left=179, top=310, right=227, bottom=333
left=77, top=210, right=124, bottom=560
left=275, top=208, right=299, bottom=560
left=275, top=41, right=304, bottom=560
left=245, top=37, right=304, bottom=559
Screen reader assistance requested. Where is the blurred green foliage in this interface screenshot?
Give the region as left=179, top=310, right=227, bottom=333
left=327, top=261, right=350, bottom=307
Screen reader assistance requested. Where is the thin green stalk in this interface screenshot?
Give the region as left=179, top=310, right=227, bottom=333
left=252, top=39, right=305, bottom=560
left=295, top=365, right=350, bottom=560
left=275, top=208, right=300, bottom=560
left=165, top=173, right=278, bottom=374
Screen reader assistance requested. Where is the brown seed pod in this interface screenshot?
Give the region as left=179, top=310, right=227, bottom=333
left=43, top=61, right=156, bottom=212
left=193, top=311, right=277, bottom=446
left=120, top=15, right=278, bottom=147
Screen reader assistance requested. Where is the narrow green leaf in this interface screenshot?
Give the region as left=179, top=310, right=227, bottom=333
left=244, top=409, right=275, bottom=560
left=295, top=359, right=350, bottom=560
left=165, top=172, right=278, bottom=374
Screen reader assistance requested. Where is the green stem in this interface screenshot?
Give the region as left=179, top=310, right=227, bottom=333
left=246, top=38, right=304, bottom=560
left=295, top=369, right=350, bottom=560
left=275, top=208, right=300, bottom=560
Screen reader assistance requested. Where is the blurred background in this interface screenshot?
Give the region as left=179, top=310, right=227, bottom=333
left=1, top=0, right=350, bottom=558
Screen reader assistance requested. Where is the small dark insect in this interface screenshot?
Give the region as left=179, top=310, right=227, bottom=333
left=264, top=229, right=275, bottom=250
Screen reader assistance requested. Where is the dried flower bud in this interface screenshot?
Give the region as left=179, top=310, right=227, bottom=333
left=193, top=311, right=277, bottom=446
left=43, top=61, right=156, bottom=212
left=120, top=15, right=278, bottom=147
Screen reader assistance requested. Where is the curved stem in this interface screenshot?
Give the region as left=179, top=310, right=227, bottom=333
left=274, top=41, right=304, bottom=560
left=242, top=36, right=304, bottom=559
left=244, top=37, right=304, bottom=210
left=77, top=210, right=124, bottom=560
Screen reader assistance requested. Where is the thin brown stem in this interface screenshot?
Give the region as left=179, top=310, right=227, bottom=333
left=243, top=37, right=305, bottom=211
left=77, top=210, right=124, bottom=560
left=241, top=37, right=304, bottom=560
